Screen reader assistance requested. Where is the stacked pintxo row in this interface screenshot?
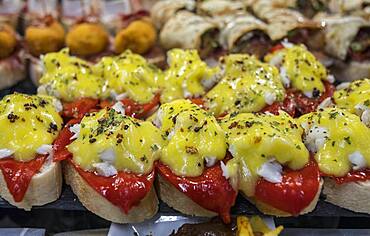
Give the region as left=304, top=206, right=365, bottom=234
left=0, top=45, right=369, bottom=224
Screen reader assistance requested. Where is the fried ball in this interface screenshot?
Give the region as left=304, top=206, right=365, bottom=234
left=25, top=21, right=65, bottom=57
left=114, top=20, right=157, bottom=55
left=0, top=24, right=17, bottom=59
left=66, top=23, right=109, bottom=57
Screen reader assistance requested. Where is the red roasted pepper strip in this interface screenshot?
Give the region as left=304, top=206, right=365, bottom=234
left=53, top=119, right=80, bottom=162
left=322, top=169, right=370, bottom=184
left=0, top=155, right=46, bottom=202
left=120, top=93, right=160, bottom=119
left=157, top=162, right=237, bottom=223
left=70, top=159, right=155, bottom=214
left=262, top=91, right=296, bottom=117
left=62, top=98, right=99, bottom=119
left=254, top=160, right=320, bottom=215
left=293, top=81, right=335, bottom=115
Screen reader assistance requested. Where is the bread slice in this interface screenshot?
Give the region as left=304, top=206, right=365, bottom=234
left=0, top=161, right=62, bottom=210
left=247, top=179, right=323, bottom=217
left=156, top=174, right=218, bottom=217
left=64, top=161, right=159, bottom=223
left=323, top=177, right=370, bottom=214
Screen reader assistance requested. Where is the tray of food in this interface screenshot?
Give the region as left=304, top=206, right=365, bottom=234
left=0, top=0, right=370, bottom=235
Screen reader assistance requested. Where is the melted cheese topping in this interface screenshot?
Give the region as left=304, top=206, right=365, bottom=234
left=159, top=49, right=220, bottom=103
left=95, top=50, right=161, bottom=103
left=299, top=107, right=370, bottom=176
left=0, top=93, right=63, bottom=162
left=265, top=45, right=329, bottom=96
left=156, top=99, right=227, bottom=177
left=334, top=79, right=370, bottom=114
left=221, top=112, right=309, bottom=196
left=38, top=48, right=108, bottom=102
left=205, top=54, right=285, bottom=116
left=67, top=107, right=164, bottom=174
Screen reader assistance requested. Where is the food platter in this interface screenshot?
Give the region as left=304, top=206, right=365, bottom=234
left=1, top=0, right=370, bottom=235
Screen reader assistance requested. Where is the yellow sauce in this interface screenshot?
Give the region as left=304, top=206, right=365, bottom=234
left=38, top=48, right=108, bottom=102
left=265, top=45, right=329, bottom=96
left=68, top=107, right=164, bottom=174
left=221, top=112, right=309, bottom=196
left=334, top=79, right=370, bottom=114
left=95, top=50, right=162, bottom=104
left=159, top=49, right=220, bottom=103
left=0, top=93, right=63, bottom=161
left=205, top=54, right=285, bottom=116
left=156, top=99, right=227, bottom=177
left=299, top=107, right=370, bottom=177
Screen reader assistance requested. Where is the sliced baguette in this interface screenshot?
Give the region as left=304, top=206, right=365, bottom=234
left=156, top=174, right=217, bottom=217
left=0, top=161, right=62, bottom=210
left=323, top=178, right=370, bottom=214
left=248, top=179, right=323, bottom=217
left=64, top=161, right=158, bottom=223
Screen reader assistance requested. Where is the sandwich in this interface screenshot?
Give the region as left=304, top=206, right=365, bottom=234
left=153, top=99, right=237, bottom=223
left=0, top=93, right=63, bottom=210
left=220, top=111, right=322, bottom=216
left=38, top=48, right=162, bottom=120
left=55, top=105, right=164, bottom=223
left=299, top=107, right=370, bottom=214
left=265, top=43, right=335, bottom=115
left=202, top=54, right=295, bottom=117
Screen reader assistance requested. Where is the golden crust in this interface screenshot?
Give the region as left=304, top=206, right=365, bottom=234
left=114, top=20, right=157, bottom=55
left=0, top=24, right=17, bottom=59
left=66, top=23, right=109, bottom=57
left=25, top=21, right=65, bottom=57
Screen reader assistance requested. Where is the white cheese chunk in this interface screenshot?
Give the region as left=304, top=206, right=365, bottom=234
left=0, top=149, right=14, bottom=159
left=93, top=162, right=118, bottom=177
left=264, top=92, right=276, bottom=105
left=257, top=160, right=283, bottom=183
left=112, top=101, right=126, bottom=114
left=99, top=148, right=116, bottom=164
left=205, top=156, right=217, bottom=167
left=302, top=126, right=329, bottom=153
left=69, top=124, right=81, bottom=140
left=349, top=151, right=367, bottom=170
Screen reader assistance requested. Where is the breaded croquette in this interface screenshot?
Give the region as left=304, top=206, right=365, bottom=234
left=66, top=23, right=109, bottom=57
left=114, top=19, right=157, bottom=55
left=25, top=21, right=65, bottom=57
left=0, top=24, right=17, bottom=59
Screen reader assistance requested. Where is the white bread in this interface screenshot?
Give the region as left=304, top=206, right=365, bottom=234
left=0, top=161, right=62, bottom=210
left=323, top=177, right=370, bottom=214
left=0, top=50, right=26, bottom=89
left=29, top=58, right=43, bottom=86
left=248, top=179, right=323, bottom=217
left=156, top=174, right=218, bottom=217
left=64, top=161, right=159, bottom=223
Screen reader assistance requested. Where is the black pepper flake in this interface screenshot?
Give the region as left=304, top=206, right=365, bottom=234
left=89, top=138, right=97, bottom=143
left=7, top=112, right=19, bottom=123
left=344, top=136, right=351, bottom=145
left=185, top=146, right=198, bottom=154
left=124, top=125, right=129, bottom=130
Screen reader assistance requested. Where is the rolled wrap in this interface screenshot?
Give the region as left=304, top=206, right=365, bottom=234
left=314, top=13, right=369, bottom=60
left=151, top=0, right=195, bottom=29
left=196, top=0, right=246, bottom=17
left=160, top=11, right=218, bottom=51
